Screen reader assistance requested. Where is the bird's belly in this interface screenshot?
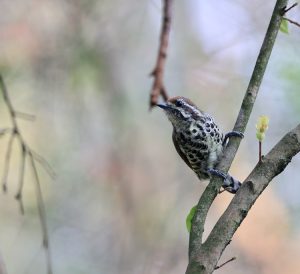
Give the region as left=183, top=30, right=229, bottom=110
left=178, top=133, right=223, bottom=180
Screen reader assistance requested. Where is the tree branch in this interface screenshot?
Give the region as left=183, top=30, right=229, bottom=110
left=187, top=0, right=288, bottom=273
left=149, top=0, right=172, bottom=108
left=193, top=123, right=300, bottom=274
left=221, top=0, right=287, bottom=170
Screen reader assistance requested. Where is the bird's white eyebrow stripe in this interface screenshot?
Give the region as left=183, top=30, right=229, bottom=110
left=181, top=99, right=202, bottom=116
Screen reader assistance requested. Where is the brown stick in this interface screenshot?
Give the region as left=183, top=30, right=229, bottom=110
left=259, top=141, right=262, bottom=162
left=214, top=257, right=236, bottom=270
left=149, top=0, right=172, bottom=108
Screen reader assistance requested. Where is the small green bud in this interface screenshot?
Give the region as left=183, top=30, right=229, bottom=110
left=256, top=116, right=269, bottom=142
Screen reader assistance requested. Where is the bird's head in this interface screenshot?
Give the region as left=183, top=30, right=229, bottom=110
left=157, top=96, right=203, bottom=128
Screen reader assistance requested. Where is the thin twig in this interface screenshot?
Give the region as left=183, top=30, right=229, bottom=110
left=31, top=150, right=56, bottom=179
left=149, top=0, right=172, bottom=108
left=15, top=143, right=26, bottom=215
left=259, top=141, right=262, bottom=162
left=283, top=17, right=300, bottom=28
left=281, top=2, right=298, bottom=14
left=0, top=75, right=54, bottom=273
left=215, top=257, right=236, bottom=270
left=0, top=75, right=55, bottom=180
left=29, top=153, right=53, bottom=274
left=14, top=111, right=36, bottom=121
left=1, top=132, right=15, bottom=192
left=0, top=76, right=18, bottom=129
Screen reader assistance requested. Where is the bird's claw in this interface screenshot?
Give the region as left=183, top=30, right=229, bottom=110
left=207, top=168, right=227, bottom=180
left=208, top=168, right=241, bottom=194
left=222, top=131, right=244, bottom=146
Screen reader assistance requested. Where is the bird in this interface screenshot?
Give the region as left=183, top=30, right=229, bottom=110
left=157, top=96, right=243, bottom=194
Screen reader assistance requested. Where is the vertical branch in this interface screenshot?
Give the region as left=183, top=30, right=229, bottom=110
left=0, top=75, right=18, bottom=129
left=15, top=143, right=27, bottom=214
left=1, top=133, right=15, bottom=192
left=149, top=0, right=173, bottom=108
left=29, top=153, right=53, bottom=274
left=187, top=0, right=288, bottom=273
left=219, top=0, right=288, bottom=170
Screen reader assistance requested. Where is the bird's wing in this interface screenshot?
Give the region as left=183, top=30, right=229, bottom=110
left=172, top=130, right=193, bottom=170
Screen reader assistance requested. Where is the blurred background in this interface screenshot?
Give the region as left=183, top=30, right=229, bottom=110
left=0, top=1, right=300, bottom=273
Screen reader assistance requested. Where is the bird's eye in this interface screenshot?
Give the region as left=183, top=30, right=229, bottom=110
left=175, top=100, right=183, bottom=107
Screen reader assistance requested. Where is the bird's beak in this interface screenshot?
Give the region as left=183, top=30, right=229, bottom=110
left=156, top=103, right=169, bottom=110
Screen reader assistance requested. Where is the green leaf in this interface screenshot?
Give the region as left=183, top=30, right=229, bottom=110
left=280, top=19, right=289, bottom=34
left=186, top=205, right=197, bottom=233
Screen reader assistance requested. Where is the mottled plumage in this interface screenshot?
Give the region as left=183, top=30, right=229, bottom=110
left=157, top=96, right=242, bottom=193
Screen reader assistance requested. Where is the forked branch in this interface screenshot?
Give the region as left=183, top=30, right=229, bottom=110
left=187, top=0, right=291, bottom=273
left=187, top=124, right=300, bottom=274
left=149, top=0, right=297, bottom=273
left=281, top=3, right=300, bottom=29
left=0, top=75, right=54, bottom=274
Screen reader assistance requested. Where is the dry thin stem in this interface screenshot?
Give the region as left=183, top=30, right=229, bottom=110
left=282, top=2, right=298, bottom=14
left=29, top=153, right=53, bottom=274
left=259, top=141, right=262, bottom=162
left=149, top=0, right=172, bottom=108
left=15, top=143, right=26, bottom=214
left=31, top=150, right=56, bottom=179
left=283, top=17, right=300, bottom=28
left=214, top=257, right=236, bottom=270
left=1, top=132, right=15, bottom=192
left=0, top=75, right=54, bottom=273
left=14, top=111, right=36, bottom=121
left=280, top=2, right=300, bottom=28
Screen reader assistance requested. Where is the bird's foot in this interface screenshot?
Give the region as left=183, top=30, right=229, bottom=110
left=208, top=168, right=241, bottom=194
left=222, top=131, right=244, bottom=146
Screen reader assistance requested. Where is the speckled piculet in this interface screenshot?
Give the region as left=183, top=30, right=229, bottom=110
left=157, top=96, right=243, bottom=194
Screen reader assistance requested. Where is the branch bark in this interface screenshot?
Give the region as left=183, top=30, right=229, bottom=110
left=149, top=0, right=172, bottom=108
left=187, top=124, right=300, bottom=273
left=148, top=0, right=297, bottom=273
left=187, top=0, right=289, bottom=273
